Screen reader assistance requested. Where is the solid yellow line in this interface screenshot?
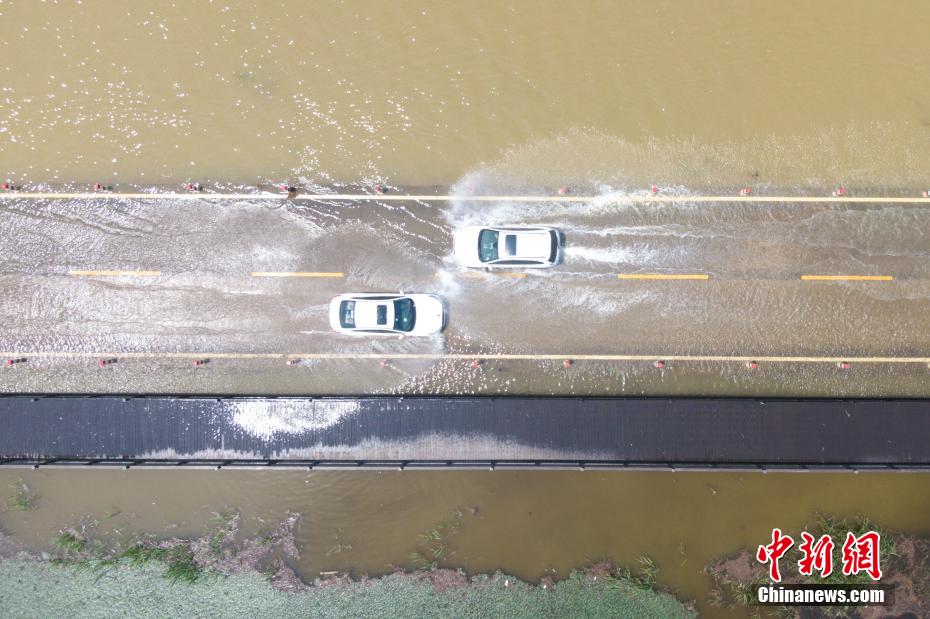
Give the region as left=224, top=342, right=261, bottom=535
left=5, top=351, right=930, bottom=364
left=2, top=192, right=930, bottom=204
left=618, top=273, right=710, bottom=280
left=68, top=270, right=161, bottom=277
left=800, top=275, right=894, bottom=281
left=251, top=271, right=344, bottom=278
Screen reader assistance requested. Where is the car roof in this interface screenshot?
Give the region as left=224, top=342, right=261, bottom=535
left=348, top=298, right=395, bottom=329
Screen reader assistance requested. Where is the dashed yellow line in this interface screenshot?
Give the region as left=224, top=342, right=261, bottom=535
left=800, top=275, right=894, bottom=282
left=618, top=273, right=710, bottom=280
left=68, top=270, right=161, bottom=277
left=251, top=271, right=344, bottom=278
left=4, top=351, right=930, bottom=364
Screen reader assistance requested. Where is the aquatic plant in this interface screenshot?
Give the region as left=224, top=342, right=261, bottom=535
left=54, top=531, right=87, bottom=553
left=207, top=510, right=239, bottom=557
left=409, top=509, right=464, bottom=570
left=7, top=480, right=37, bottom=511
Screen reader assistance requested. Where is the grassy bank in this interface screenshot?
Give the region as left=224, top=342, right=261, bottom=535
left=0, top=559, right=695, bottom=619
left=0, top=506, right=695, bottom=618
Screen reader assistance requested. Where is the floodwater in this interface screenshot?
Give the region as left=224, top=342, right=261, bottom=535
left=3, top=469, right=930, bottom=617
left=2, top=193, right=930, bottom=396
left=3, top=2, right=930, bottom=618
left=2, top=2, right=930, bottom=396
left=1, top=1, right=930, bottom=188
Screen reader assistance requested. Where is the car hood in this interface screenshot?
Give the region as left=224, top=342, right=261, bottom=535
left=453, top=227, right=483, bottom=266
left=409, top=294, right=445, bottom=335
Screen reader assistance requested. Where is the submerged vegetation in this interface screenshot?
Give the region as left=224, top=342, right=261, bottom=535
left=409, top=509, right=464, bottom=570
left=621, top=555, right=660, bottom=591
left=6, top=480, right=36, bottom=511
left=40, top=510, right=300, bottom=587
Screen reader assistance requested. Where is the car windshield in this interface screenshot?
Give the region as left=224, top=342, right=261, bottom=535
left=478, top=229, right=499, bottom=262
left=339, top=300, right=356, bottom=328
left=393, top=298, right=416, bottom=332
left=549, top=230, right=559, bottom=262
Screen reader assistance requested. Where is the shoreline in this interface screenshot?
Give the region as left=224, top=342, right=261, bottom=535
left=0, top=518, right=696, bottom=618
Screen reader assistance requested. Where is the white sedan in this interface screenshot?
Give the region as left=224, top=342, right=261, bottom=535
left=453, top=225, right=564, bottom=268
left=329, top=293, right=446, bottom=336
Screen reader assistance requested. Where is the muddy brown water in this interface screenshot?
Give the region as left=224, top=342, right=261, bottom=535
left=3, top=469, right=930, bottom=617
left=1, top=1, right=930, bottom=188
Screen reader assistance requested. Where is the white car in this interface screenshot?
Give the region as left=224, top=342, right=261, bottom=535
left=328, top=293, right=446, bottom=336
left=453, top=225, right=564, bottom=268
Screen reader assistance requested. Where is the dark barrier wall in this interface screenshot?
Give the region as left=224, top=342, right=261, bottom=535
left=1, top=396, right=929, bottom=465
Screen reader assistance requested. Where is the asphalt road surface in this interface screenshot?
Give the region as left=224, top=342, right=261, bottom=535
left=2, top=190, right=929, bottom=396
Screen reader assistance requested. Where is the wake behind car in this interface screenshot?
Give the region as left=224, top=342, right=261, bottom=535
left=453, top=225, right=564, bottom=268
left=329, top=293, right=446, bottom=336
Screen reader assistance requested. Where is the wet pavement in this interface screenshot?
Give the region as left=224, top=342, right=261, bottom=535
left=1, top=189, right=929, bottom=396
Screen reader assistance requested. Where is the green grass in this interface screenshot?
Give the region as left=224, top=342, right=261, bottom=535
left=119, top=544, right=168, bottom=565
left=163, top=547, right=202, bottom=584
left=51, top=534, right=205, bottom=585
left=54, top=532, right=87, bottom=553
left=0, top=560, right=697, bottom=618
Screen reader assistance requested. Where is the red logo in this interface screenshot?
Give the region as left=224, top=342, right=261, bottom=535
left=841, top=531, right=883, bottom=580
left=756, top=528, right=795, bottom=582
left=757, top=528, right=882, bottom=582
left=798, top=532, right=834, bottom=578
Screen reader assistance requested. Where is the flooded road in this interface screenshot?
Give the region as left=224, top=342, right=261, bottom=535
left=3, top=469, right=930, bottom=618
left=3, top=1, right=930, bottom=396
left=3, top=2, right=930, bottom=617
left=1, top=191, right=930, bottom=395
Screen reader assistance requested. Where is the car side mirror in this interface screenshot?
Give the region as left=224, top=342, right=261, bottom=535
left=397, top=334, right=405, bottom=340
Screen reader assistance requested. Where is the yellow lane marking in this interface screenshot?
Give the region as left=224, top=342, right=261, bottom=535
left=4, top=351, right=930, bottom=364
left=2, top=192, right=930, bottom=204
left=251, top=271, right=344, bottom=278
left=800, top=275, right=894, bottom=281
left=68, top=270, right=161, bottom=277
left=618, top=273, right=710, bottom=280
